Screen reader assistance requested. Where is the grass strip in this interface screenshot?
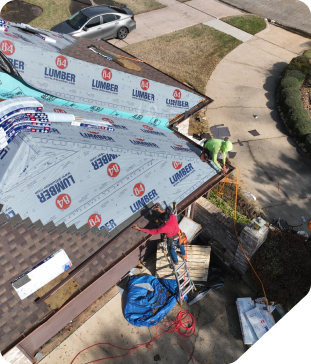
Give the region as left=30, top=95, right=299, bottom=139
left=207, top=190, right=251, bottom=224
left=221, top=14, right=266, bottom=35
left=123, top=0, right=165, bottom=15
left=125, top=24, right=242, bottom=94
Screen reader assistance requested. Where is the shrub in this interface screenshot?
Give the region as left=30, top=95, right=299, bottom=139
left=303, top=49, right=311, bottom=58
left=288, top=108, right=309, bottom=128
left=280, top=87, right=302, bottom=104
left=287, top=56, right=311, bottom=77
left=280, top=76, right=301, bottom=91
left=306, top=134, right=311, bottom=153
left=285, top=70, right=306, bottom=83
left=284, top=97, right=303, bottom=114
left=293, top=119, right=311, bottom=140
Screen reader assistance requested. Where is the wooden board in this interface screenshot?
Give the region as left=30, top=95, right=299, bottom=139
left=36, top=271, right=80, bottom=310
left=156, top=244, right=211, bottom=281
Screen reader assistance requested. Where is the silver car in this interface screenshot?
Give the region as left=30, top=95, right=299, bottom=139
left=50, top=6, right=136, bottom=40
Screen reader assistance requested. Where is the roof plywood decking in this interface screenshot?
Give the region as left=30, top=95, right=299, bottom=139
left=156, top=244, right=211, bottom=281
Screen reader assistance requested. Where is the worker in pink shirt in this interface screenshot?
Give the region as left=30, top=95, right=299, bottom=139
left=133, top=205, right=186, bottom=265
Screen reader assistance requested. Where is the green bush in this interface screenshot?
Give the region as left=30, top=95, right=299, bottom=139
left=287, top=56, right=311, bottom=77
left=288, top=108, right=309, bottom=128
left=280, top=76, right=301, bottom=91
left=303, top=49, right=311, bottom=58
left=305, top=134, right=311, bottom=153
left=285, top=70, right=306, bottom=83
left=293, top=119, right=311, bottom=140
left=280, top=87, right=302, bottom=104
left=284, top=97, right=303, bottom=114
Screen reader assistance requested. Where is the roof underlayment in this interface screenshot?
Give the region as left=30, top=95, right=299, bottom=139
left=0, top=21, right=221, bottom=353
left=0, top=21, right=217, bottom=233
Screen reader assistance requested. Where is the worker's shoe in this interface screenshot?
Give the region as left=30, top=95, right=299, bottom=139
left=177, top=253, right=186, bottom=259
left=174, top=261, right=179, bottom=265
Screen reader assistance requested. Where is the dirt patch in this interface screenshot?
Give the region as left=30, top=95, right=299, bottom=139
left=23, top=0, right=71, bottom=29
left=300, top=82, right=311, bottom=117
left=1, top=0, right=42, bottom=24
left=252, top=229, right=311, bottom=311
left=188, top=108, right=211, bottom=136
left=125, top=24, right=242, bottom=94
left=210, top=171, right=266, bottom=221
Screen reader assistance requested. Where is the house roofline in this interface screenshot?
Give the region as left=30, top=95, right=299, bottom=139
left=15, top=168, right=231, bottom=360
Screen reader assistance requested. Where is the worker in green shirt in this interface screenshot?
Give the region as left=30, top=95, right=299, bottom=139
left=203, top=139, right=233, bottom=174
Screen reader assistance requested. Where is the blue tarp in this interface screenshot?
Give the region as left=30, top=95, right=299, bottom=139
left=124, top=275, right=180, bottom=327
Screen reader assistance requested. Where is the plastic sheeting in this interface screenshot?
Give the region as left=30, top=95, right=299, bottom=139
left=124, top=275, right=179, bottom=327
left=0, top=72, right=170, bottom=130
left=0, top=96, right=219, bottom=231
left=0, top=21, right=203, bottom=120
left=0, top=21, right=217, bottom=234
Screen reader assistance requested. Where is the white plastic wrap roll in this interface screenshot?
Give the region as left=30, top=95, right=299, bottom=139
left=46, top=112, right=75, bottom=122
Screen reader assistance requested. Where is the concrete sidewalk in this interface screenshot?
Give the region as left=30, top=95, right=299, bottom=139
left=205, top=23, right=311, bottom=230
left=39, top=258, right=255, bottom=364
left=110, top=0, right=244, bottom=47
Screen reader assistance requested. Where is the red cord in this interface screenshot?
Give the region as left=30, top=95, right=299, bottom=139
left=70, top=241, right=195, bottom=364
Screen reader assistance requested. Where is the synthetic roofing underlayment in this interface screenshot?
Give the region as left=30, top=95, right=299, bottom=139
left=0, top=21, right=218, bottom=353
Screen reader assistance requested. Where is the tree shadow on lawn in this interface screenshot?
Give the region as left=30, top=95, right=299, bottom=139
left=1, top=0, right=42, bottom=24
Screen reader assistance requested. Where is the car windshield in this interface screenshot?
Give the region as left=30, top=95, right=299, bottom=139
left=66, top=11, right=90, bottom=30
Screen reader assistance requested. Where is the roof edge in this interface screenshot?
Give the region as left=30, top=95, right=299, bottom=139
left=13, top=168, right=231, bottom=358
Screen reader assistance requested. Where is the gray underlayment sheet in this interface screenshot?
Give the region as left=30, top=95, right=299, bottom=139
left=0, top=102, right=219, bottom=232
left=0, top=21, right=203, bottom=119
left=0, top=21, right=217, bottom=233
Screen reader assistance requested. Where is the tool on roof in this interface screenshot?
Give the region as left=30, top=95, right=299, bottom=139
left=88, top=45, right=115, bottom=60
left=99, top=46, right=146, bottom=63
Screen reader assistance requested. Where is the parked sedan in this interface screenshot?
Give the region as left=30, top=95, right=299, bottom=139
left=50, top=6, right=136, bottom=40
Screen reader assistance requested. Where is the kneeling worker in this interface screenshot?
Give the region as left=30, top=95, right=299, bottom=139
left=133, top=205, right=185, bottom=265
left=203, top=139, right=233, bottom=174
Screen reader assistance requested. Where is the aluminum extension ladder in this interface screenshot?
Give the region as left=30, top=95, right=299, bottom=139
left=157, top=202, right=195, bottom=303
left=160, top=236, right=195, bottom=303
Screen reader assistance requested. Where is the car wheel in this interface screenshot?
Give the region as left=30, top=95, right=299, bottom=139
left=117, top=27, right=128, bottom=40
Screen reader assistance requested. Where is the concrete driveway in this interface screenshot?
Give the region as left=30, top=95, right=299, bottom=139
left=205, top=23, right=311, bottom=230
left=110, top=0, right=243, bottom=47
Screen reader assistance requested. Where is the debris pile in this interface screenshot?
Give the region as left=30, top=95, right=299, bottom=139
left=236, top=297, right=276, bottom=345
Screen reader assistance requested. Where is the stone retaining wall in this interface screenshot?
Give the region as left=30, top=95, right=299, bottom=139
left=194, top=197, right=268, bottom=275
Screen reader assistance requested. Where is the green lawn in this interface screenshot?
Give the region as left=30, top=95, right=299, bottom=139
left=125, top=24, right=242, bottom=94
left=24, top=0, right=71, bottom=29
left=23, top=0, right=164, bottom=30
left=221, top=14, right=266, bottom=35
left=122, top=0, right=165, bottom=15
